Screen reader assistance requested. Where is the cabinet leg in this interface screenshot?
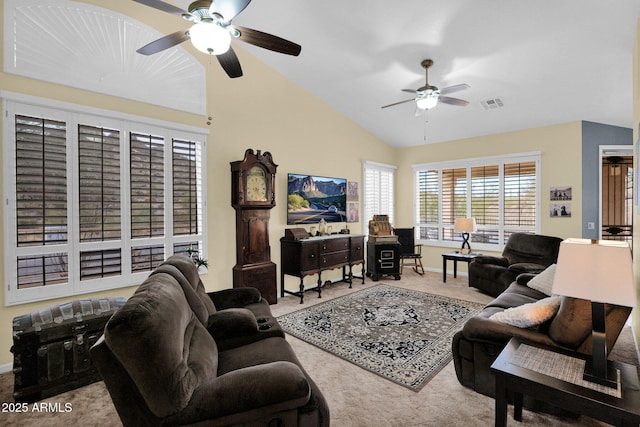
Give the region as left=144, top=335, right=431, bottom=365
left=317, top=273, right=322, bottom=298
left=298, top=279, right=304, bottom=304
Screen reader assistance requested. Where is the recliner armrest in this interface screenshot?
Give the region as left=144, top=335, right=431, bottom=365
left=508, top=262, right=546, bottom=275
left=207, top=308, right=258, bottom=341
left=515, top=273, right=537, bottom=286
left=167, top=361, right=311, bottom=425
left=462, top=315, right=556, bottom=348
left=471, top=255, right=509, bottom=267
left=207, top=287, right=262, bottom=310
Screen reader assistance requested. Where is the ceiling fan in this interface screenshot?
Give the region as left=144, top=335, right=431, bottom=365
left=133, top=0, right=301, bottom=78
left=381, top=59, right=469, bottom=115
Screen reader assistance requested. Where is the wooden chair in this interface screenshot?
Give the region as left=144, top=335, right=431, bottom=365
left=394, top=228, right=424, bottom=275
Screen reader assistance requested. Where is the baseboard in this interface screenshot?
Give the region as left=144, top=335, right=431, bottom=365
left=0, top=362, right=12, bottom=374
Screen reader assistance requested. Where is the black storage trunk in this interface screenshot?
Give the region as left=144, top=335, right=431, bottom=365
left=11, top=297, right=126, bottom=402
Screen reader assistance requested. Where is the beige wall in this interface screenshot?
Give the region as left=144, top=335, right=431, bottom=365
left=0, top=0, right=394, bottom=365
left=394, top=122, right=584, bottom=269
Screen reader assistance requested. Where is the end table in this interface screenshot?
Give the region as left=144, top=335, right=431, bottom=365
left=491, top=338, right=640, bottom=427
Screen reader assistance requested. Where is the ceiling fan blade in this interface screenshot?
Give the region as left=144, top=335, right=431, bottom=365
left=381, top=98, right=416, bottom=109
left=216, top=46, right=243, bottom=78
left=233, top=26, right=301, bottom=56
left=210, top=0, right=252, bottom=23
left=440, top=84, right=470, bottom=95
left=133, top=0, right=185, bottom=16
left=439, top=96, right=469, bottom=107
left=402, top=89, right=417, bottom=94
left=136, top=30, right=190, bottom=55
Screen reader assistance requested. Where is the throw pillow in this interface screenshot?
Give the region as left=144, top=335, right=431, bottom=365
left=526, top=264, right=556, bottom=296
left=489, top=296, right=562, bottom=328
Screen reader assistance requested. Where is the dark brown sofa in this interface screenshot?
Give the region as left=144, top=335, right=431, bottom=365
left=452, top=274, right=632, bottom=398
left=91, top=255, right=329, bottom=426
left=468, top=233, right=563, bottom=297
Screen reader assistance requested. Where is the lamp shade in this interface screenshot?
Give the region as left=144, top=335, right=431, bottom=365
left=551, top=238, right=635, bottom=307
left=416, top=90, right=439, bottom=110
left=189, top=21, right=231, bottom=55
left=453, top=217, right=477, bottom=233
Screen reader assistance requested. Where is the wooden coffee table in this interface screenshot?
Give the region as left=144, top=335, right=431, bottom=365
left=491, top=338, right=640, bottom=427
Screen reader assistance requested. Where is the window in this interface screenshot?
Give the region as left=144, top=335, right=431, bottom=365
left=4, top=96, right=207, bottom=305
left=362, top=160, right=396, bottom=234
left=414, top=153, right=539, bottom=249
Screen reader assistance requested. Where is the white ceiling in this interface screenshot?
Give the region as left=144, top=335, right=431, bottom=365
left=172, top=0, right=640, bottom=147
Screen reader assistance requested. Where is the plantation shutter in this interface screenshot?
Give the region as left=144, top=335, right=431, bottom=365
left=173, top=138, right=199, bottom=235
left=15, top=115, right=68, bottom=246
left=416, top=169, right=439, bottom=240
left=15, top=115, right=68, bottom=288
left=441, top=167, right=467, bottom=240
left=130, top=132, right=165, bottom=238
left=503, top=161, right=537, bottom=239
left=363, top=161, right=395, bottom=234
left=78, top=125, right=121, bottom=242
left=471, top=165, right=500, bottom=244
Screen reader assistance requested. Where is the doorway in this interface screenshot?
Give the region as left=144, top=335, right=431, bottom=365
left=600, top=146, right=633, bottom=244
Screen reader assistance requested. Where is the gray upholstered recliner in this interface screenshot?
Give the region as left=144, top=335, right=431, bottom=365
left=468, top=233, right=563, bottom=297
left=91, top=255, right=329, bottom=426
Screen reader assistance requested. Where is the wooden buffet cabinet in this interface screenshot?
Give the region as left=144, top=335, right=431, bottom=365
left=280, top=233, right=365, bottom=303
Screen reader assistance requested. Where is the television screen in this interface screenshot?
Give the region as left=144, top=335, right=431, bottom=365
left=287, top=174, right=347, bottom=224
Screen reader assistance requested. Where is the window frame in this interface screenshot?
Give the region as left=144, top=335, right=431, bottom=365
left=3, top=92, right=208, bottom=306
left=413, top=152, right=541, bottom=252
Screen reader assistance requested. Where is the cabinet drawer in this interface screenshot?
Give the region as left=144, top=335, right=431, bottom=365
left=320, top=238, right=349, bottom=254
left=350, top=236, right=365, bottom=261
left=320, top=251, right=349, bottom=267
left=300, top=244, right=319, bottom=271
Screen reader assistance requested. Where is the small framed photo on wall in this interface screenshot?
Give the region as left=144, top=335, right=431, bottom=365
left=550, top=186, right=572, bottom=201
left=550, top=203, right=571, bottom=217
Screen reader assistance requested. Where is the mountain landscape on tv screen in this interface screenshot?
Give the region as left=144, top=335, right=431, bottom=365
left=287, top=174, right=346, bottom=224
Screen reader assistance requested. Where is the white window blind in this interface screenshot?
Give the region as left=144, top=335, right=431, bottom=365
left=413, top=153, right=539, bottom=249
left=362, top=160, right=395, bottom=235
left=4, top=96, right=207, bottom=305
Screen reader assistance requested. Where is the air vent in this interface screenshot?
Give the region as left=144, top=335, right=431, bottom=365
left=481, top=98, right=505, bottom=110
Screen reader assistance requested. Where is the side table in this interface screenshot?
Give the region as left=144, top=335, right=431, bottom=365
left=491, top=338, right=640, bottom=427
left=441, top=251, right=480, bottom=283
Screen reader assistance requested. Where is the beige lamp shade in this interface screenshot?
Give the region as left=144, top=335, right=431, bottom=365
left=551, top=238, right=635, bottom=307
left=454, top=217, right=477, bottom=233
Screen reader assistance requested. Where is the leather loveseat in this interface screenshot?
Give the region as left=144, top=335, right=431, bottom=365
left=468, top=233, right=563, bottom=297
left=91, top=255, right=330, bottom=426
left=452, top=273, right=632, bottom=398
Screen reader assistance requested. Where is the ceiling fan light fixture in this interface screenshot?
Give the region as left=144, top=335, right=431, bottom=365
left=189, top=21, right=231, bottom=55
left=416, top=91, right=439, bottom=110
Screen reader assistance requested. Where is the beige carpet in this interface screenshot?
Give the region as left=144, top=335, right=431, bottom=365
left=1, top=271, right=637, bottom=426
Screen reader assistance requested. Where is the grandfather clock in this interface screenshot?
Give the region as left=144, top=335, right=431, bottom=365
left=230, top=149, right=278, bottom=304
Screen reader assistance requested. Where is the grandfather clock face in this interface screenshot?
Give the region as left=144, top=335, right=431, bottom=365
left=245, top=166, right=268, bottom=202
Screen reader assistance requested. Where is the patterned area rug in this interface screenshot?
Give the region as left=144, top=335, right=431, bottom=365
left=278, top=284, right=485, bottom=391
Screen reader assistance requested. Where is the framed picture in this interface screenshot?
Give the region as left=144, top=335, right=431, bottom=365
left=550, top=203, right=571, bottom=217
left=550, top=186, right=572, bottom=201
left=347, top=202, right=359, bottom=222
left=347, top=181, right=359, bottom=201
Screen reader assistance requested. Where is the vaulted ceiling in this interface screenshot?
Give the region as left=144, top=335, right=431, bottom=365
left=172, top=1, right=640, bottom=146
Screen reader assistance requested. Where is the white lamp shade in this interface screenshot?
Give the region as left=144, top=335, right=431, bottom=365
left=551, top=238, right=635, bottom=307
left=416, top=91, right=439, bottom=110
left=189, top=21, right=231, bottom=55
left=454, top=217, right=477, bottom=233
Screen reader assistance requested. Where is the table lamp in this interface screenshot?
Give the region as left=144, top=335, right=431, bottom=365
left=454, top=217, right=477, bottom=254
left=551, top=238, right=636, bottom=388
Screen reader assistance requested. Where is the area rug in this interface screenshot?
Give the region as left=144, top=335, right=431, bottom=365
left=278, top=284, right=485, bottom=391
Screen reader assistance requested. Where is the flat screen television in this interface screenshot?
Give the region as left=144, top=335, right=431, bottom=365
left=287, top=173, right=347, bottom=224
